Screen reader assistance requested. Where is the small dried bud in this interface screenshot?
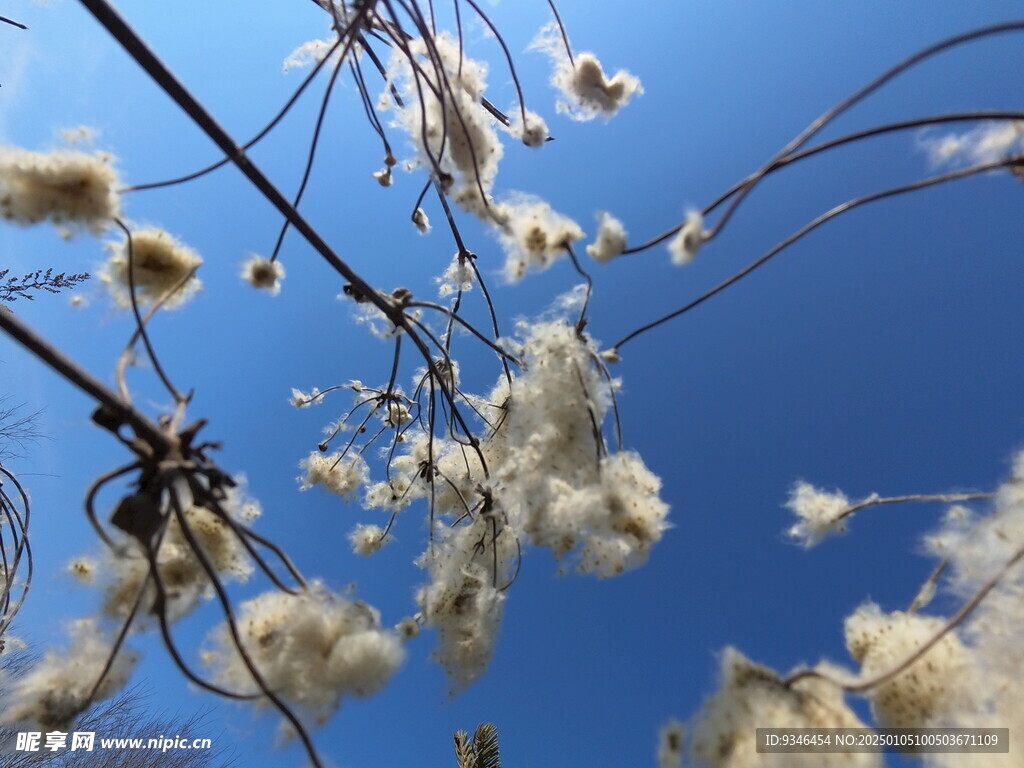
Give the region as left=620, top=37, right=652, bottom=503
left=397, top=616, right=420, bottom=640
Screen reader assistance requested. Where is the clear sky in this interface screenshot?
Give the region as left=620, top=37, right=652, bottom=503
left=2, top=1, right=1024, bottom=767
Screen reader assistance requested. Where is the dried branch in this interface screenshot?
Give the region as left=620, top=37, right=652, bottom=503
left=0, top=269, right=90, bottom=304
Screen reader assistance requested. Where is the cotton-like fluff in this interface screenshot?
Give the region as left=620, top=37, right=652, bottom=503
left=362, top=362, right=481, bottom=518
left=508, top=109, right=549, bottom=147
left=379, top=399, right=411, bottom=429
left=67, top=556, right=98, bottom=585
left=534, top=451, right=669, bottom=577
left=657, top=719, right=684, bottom=768
left=436, top=255, right=475, bottom=298
left=926, top=452, right=1024, bottom=597
left=240, top=255, right=285, bottom=295
left=412, top=207, right=431, bottom=233
left=282, top=9, right=361, bottom=72
left=290, top=387, right=327, bottom=408
left=0, top=618, right=138, bottom=730
left=396, top=616, right=420, bottom=640
left=350, top=299, right=411, bottom=339
left=349, top=523, right=389, bottom=556
left=371, top=311, right=670, bottom=579
left=668, top=210, right=708, bottom=266
left=919, top=121, right=1024, bottom=168
left=785, top=481, right=854, bottom=547
left=101, top=480, right=261, bottom=622
left=365, top=429, right=484, bottom=520
left=491, top=320, right=607, bottom=487
left=530, top=23, right=642, bottom=121
left=416, top=511, right=515, bottom=692
left=586, top=211, right=627, bottom=263
left=844, top=603, right=980, bottom=730
left=203, top=581, right=404, bottom=723
left=364, top=297, right=669, bottom=686
left=916, top=452, right=1024, bottom=758
left=386, top=33, right=504, bottom=217
left=360, top=392, right=487, bottom=523
left=0, top=147, right=120, bottom=233
left=688, top=648, right=879, bottom=768
left=283, top=37, right=334, bottom=72
left=298, top=451, right=368, bottom=500
left=493, top=320, right=669, bottom=576
left=100, top=228, right=202, bottom=308
left=493, top=197, right=584, bottom=281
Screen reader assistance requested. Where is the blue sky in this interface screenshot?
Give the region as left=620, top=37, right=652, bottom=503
left=2, top=1, right=1024, bottom=766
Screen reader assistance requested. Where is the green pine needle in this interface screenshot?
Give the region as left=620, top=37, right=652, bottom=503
left=472, top=723, right=501, bottom=768
left=453, top=723, right=501, bottom=768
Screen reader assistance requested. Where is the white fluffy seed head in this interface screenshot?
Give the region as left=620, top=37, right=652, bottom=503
left=528, top=451, right=670, bottom=578
left=668, top=210, right=708, bottom=266
left=484, top=315, right=670, bottom=576
left=0, top=147, right=121, bottom=234
left=386, top=33, right=504, bottom=217
left=437, top=256, right=475, bottom=297
left=100, top=228, right=202, bottom=309
left=844, top=603, right=980, bottom=729
left=349, top=523, right=388, bottom=556
left=283, top=37, right=335, bottom=71
left=364, top=296, right=668, bottom=686
left=99, top=479, right=262, bottom=622
left=785, top=481, right=853, bottom=547
left=916, top=453, right=1024, bottom=743
left=494, top=197, right=584, bottom=281
left=412, top=207, right=431, bottom=233
left=66, top=556, right=98, bottom=585
left=586, top=211, right=628, bottom=263
left=290, top=387, right=326, bottom=408
left=0, top=618, right=138, bottom=731
left=379, top=400, right=411, bottom=428
left=530, top=24, right=643, bottom=122
left=509, top=109, right=549, bottom=147
left=416, top=554, right=506, bottom=692
left=657, top=719, right=685, bottom=768
left=203, top=582, right=404, bottom=721
left=920, top=120, right=1024, bottom=168
left=926, top=453, right=1024, bottom=594
left=600, top=348, right=621, bottom=364
left=688, top=648, right=878, bottom=768
left=396, top=616, right=420, bottom=640
left=240, top=255, right=285, bottom=296
left=298, top=452, right=369, bottom=500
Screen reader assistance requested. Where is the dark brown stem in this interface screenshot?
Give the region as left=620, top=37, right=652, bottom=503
left=0, top=307, right=172, bottom=452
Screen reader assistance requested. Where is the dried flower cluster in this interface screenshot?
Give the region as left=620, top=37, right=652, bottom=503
left=387, top=32, right=504, bottom=218
left=311, top=296, right=673, bottom=686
